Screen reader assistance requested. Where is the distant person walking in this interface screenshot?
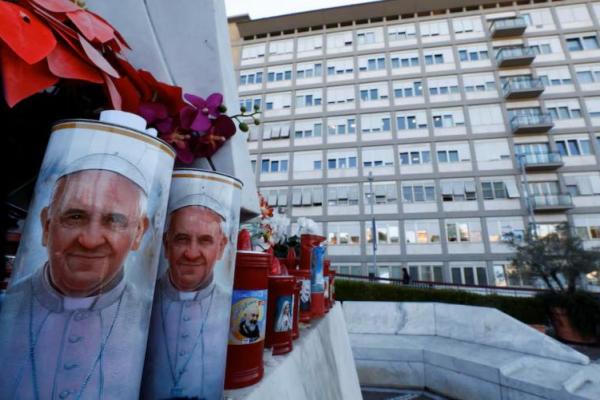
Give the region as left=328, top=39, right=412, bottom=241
left=402, top=268, right=411, bottom=285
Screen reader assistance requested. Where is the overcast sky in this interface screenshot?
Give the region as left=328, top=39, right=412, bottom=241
left=225, top=0, right=380, bottom=19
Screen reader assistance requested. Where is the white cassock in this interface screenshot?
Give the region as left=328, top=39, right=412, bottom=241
left=142, top=273, right=230, bottom=400
left=0, top=265, right=149, bottom=399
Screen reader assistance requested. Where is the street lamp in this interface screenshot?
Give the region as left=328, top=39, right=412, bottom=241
left=367, top=172, right=377, bottom=281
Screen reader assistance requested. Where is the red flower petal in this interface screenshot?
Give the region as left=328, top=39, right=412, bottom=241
left=0, top=2, right=56, bottom=64
left=67, top=10, right=115, bottom=44
left=111, top=57, right=152, bottom=101
left=212, top=114, right=237, bottom=139
left=112, top=76, right=140, bottom=113
left=0, top=44, right=58, bottom=107
left=138, top=70, right=185, bottom=114
left=103, top=73, right=121, bottom=110
left=46, top=40, right=103, bottom=83
left=86, top=10, right=131, bottom=49
left=78, top=33, right=118, bottom=78
left=29, top=0, right=80, bottom=13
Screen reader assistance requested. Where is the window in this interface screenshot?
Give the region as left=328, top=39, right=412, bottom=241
left=437, top=150, right=459, bottom=163
left=424, top=53, right=445, bottom=65
left=453, top=16, right=483, bottom=35
left=361, top=114, right=391, bottom=134
left=546, top=100, right=582, bottom=120
left=388, top=24, right=416, bottom=42
left=408, top=265, right=443, bottom=282
left=239, top=71, right=263, bottom=86
left=359, top=84, right=389, bottom=101
left=364, top=183, right=398, bottom=205
left=446, top=220, right=482, bottom=242
left=327, top=117, right=356, bottom=135
left=441, top=181, right=477, bottom=202
left=402, top=184, right=435, bottom=203
left=264, top=92, right=291, bottom=111
left=295, top=91, right=322, bottom=108
left=390, top=53, right=420, bottom=69
left=327, top=155, right=357, bottom=169
left=566, top=35, right=600, bottom=52
left=268, top=39, right=293, bottom=57
left=400, top=150, right=431, bottom=165
left=260, top=158, right=288, bottom=173
left=481, top=180, right=520, bottom=200
left=537, top=66, right=573, bottom=87
left=327, top=58, right=354, bottom=77
left=327, top=185, right=360, bottom=206
left=420, top=20, right=450, bottom=39
left=366, top=221, right=400, bottom=244
left=428, top=76, right=459, bottom=96
left=463, top=73, right=496, bottom=93
left=296, top=63, right=322, bottom=80
left=487, top=217, right=525, bottom=242
left=586, top=98, right=600, bottom=118
left=327, top=222, right=360, bottom=245
left=357, top=31, right=376, bottom=45
left=573, top=215, right=600, bottom=240
left=327, top=85, right=355, bottom=105
left=451, top=266, right=488, bottom=285
left=556, top=4, right=592, bottom=27
left=239, top=96, right=262, bottom=112
left=358, top=56, right=386, bottom=71
left=294, top=120, right=322, bottom=139
left=297, top=35, right=323, bottom=55
left=528, top=43, right=553, bottom=55
left=432, top=109, right=465, bottom=128
left=405, top=220, right=440, bottom=243
left=241, top=43, right=266, bottom=61
left=458, top=49, right=489, bottom=62
left=563, top=175, right=600, bottom=196
left=520, top=9, right=554, bottom=30
left=291, top=186, right=323, bottom=207
left=362, top=147, right=394, bottom=168
left=262, top=122, right=291, bottom=140
left=555, top=138, right=592, bottom=156
left=393, top=80, right=423, bottom=98
left=468, top=104, right=504, bottom=133
left=326, top=31, right=353, bottom=52
left=263, top=188, right=289, bottom=208
left=396, top=111, right=428, bottom=130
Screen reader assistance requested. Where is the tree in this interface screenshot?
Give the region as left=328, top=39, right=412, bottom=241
left=510, top=222, right=600, bottom=293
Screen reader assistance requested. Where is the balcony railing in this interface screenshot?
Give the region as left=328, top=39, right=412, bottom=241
left=519, top=152, right=563, bottom=170
left=496, top=47, right=536, bottom=67
left=502, top=78, right=545, bottom=99
left=510, top=114, right=553, bottom=133
left=529, top=194, right=573, bottom=211
left=491, top=17, right=527, bottom=37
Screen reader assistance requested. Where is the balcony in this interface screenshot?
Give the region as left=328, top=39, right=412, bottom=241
left=496, top=47, right=536, bottom=67
left=530, top=194, right=573, bottom=212
left=502, top=78, right=545, bottom=99
left=491, top=17, right=528, bottom=37
left=510, top=114, right=553, bottom=133
left=519, top=152, right=563, bottom=171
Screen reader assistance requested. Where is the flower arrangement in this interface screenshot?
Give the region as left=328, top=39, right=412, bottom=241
left=0, top=0, right=257, bottom=163
left=241, top=192, right=290, bottom=251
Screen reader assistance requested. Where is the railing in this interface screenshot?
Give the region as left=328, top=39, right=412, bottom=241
left=491, top=17, right=527, bottom=31
left=496, top=46, right=536, bottom=62
left=519, top=152, right=562, bottom=166
left=335, top=273, right=548, bottom=298
left=502, top=78, right=544, bottom=95
left=529, top=194, right=573, bottom=209
left=510, top=114, right=553, bottom=130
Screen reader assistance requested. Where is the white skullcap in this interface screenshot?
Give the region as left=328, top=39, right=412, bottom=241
left=58, top=153, right=148, bottom=194
left=168, top=193, right=227, bottom=222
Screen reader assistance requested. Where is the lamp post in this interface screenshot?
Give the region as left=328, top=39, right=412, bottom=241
left=367, top=172, right=377, bottom=281
left=517, top=153, right=537, bottom=237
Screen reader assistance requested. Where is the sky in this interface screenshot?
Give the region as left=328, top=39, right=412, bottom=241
left=225, top=0, right=380, bottom=19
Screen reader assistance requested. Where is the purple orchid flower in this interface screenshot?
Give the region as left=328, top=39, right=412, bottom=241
left=183, top=92, right=223, bottom=132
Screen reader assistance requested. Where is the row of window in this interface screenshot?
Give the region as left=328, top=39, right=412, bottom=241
left=259, top=173, right=600, bottom=212
left=240, top=4, right=600, bottom=64
left=240, top=47, right=600, bottom=90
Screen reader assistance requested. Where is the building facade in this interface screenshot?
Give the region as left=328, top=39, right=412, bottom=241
left=228, top=0, right=600, bottom=287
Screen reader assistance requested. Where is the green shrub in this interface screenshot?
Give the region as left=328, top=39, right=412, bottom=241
left=336, top=279, right=547, bottom=324
left=537, top=291, right=600, bottom=336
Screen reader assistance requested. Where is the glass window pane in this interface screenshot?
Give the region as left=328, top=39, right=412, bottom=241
left=464, top=267, right=475, bottom=285
left=451, top=268, right=462, bottom=284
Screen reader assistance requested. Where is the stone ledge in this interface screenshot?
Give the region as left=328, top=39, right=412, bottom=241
left=345, top=301, right=600, bottom=400
left=225, top=303, right=362, bottom=400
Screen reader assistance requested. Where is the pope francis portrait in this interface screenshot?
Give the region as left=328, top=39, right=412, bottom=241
left=0, top=154, right=151, bottom=399
left=142, top=193, right=231, bottom=400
